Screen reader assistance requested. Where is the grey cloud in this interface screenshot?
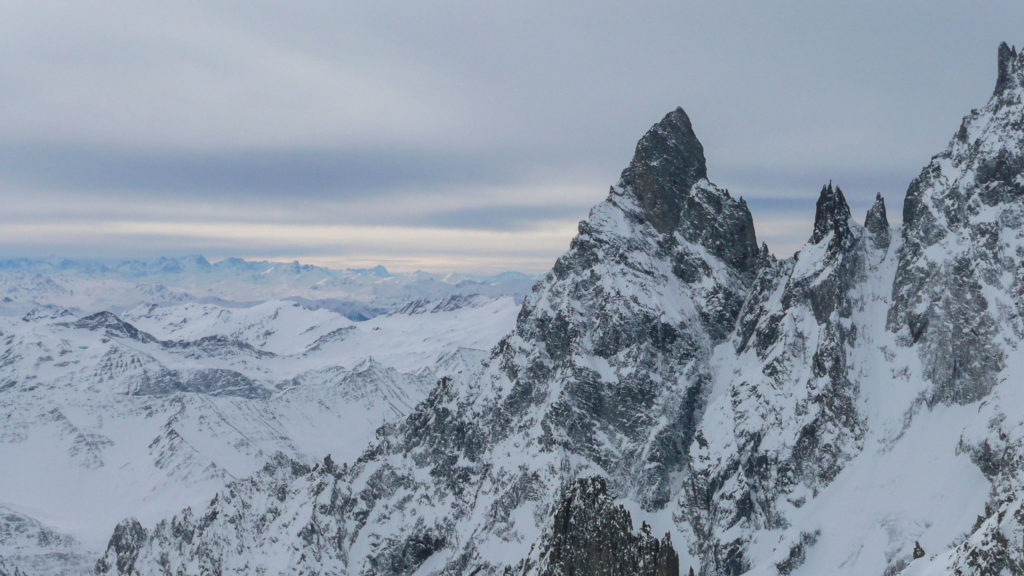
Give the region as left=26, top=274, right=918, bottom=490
left=0, top=144, right=521, bottom=199
left=398, top=204, right=592, bottom=231
left=1, top=2, right=1023, bottom=270
left=726, top=166, right=912, bottom=219
left=0, top=231, right=566, bottom=274
left=719, top=166, right=913, bottom=198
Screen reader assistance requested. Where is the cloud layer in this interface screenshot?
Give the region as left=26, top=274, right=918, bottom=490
left=2, top=1, right=1022, bottom=271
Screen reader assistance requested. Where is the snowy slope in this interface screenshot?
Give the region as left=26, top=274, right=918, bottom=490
left=0, top=295, right=519, bottom=572
left=0, top=506, right=92, bottom=576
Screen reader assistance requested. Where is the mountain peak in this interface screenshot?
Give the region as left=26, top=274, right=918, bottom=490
left=810, top=182, right=852, bottom=245
left=995, top=42, right=1024, bottom=95
left=618, top=107, right=708, bottom=233
left=864, top=193, right=890, bottom=249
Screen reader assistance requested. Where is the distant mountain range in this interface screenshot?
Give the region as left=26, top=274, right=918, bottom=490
left=0, top=256, right=537, bottom=320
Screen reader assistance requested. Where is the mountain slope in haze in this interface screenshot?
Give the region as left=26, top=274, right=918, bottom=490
left=0, top=506, right=92, bottom=576
left=92, top=43, right=1024, bottom=576
left=0, top=257, right=536, bottom=320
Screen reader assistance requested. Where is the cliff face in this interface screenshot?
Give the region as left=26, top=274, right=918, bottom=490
left=97, top=44, right=1024, bottom=576
left=889, top=42, right=1024, bottom=406
left=506, top=477, right=679, bottom=576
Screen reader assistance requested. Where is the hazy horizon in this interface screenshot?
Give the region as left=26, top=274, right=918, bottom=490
left=0, top=253, right=540, bottom=276
left=4, top=2, right=1024, bottom=273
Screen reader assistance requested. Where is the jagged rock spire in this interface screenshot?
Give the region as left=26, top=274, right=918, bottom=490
left=95, top=519, right=147, bottom=575
left=505, top=477, right=680, bottom=576
left=995, top=42, right=1024, bottom=95
left=809, top=182, right=852, bottom=245
left=618, top=107, right=708, bottom=234
left=612, top=107, right=759, bottom=273
left=864, top=193, right=890, bottom=250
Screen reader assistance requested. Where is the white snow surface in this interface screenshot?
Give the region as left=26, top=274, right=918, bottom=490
left=0, top=270, right=522, bottom=571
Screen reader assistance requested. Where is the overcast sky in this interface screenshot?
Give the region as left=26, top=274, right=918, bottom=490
left=2, top=2, right=1023, bottom=272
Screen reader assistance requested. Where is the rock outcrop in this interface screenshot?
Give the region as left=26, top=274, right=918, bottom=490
left=506, top=477, right=679, bottom=576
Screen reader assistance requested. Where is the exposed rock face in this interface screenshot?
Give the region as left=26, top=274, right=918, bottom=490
left=618, top=107, right=708, bottom=234
left=94, top=43, right=1024, bottom=576
left=617, top=108, right=759, bottom=271
left=0, top=558, right=28, bottom=576
left=995, top=42, right=1024, bottom=96
left=684, top=182, right=873, bottom=575
left=793, top=184, right=863, bottom=323
left=889, top=42, right=1024, bottom=405
left=809, top=183, right=853, bottom=246
left=73, top=311, right=157, bottom=344
left=864, top=193, right=891, bottom=250
left=94, top=519, right=146, bottom=576
left=501, top=105, right=760, bottom=512
left=506, top=477, right=679, bottom=576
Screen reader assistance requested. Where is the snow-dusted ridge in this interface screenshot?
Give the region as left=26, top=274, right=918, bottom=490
left=16, top=43, right=1024, bottom=576
left=0, top=292, right=521, bottom=573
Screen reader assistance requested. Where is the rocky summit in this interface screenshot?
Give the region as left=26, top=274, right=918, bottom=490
left=94, top=44, right=1024, bottom=576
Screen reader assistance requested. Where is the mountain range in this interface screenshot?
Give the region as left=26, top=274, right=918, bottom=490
left=0, top=269, right=523, bottom=574
left=0, top=257, right=536, bottom=320
left=6, top=43, right=1024, bottom=576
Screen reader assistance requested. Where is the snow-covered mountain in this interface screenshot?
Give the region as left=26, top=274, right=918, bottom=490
left=0, top=291, right=519, bottom=573
left=0, top=257, right=536, bottom=320
left=89, top=43, right=1024, bottom=576
left=0, top=506, right=92, bottom=576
